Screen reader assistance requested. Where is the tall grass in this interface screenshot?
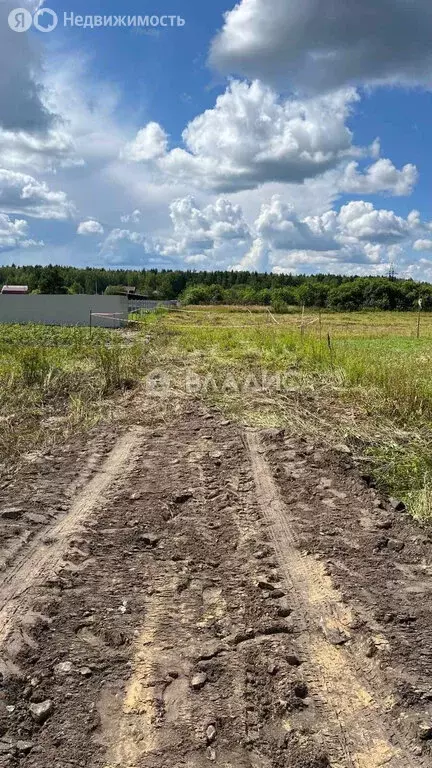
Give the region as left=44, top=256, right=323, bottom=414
left=0, top=324, right=146, bottom=463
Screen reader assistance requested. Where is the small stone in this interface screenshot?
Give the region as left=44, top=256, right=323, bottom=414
left=118, top=600, right=129, bottom=614
left=320, top=478, right=333, bottom=488
left=365, top=639, right=377, bottom=658
left=54, top=662, right=73, bottom=676
left=5, top=707, right=14, bottom=714
left=257, top=579, right=276, bottom=591
left=191, top=672, right=207, bottom=691
left=389, top=497, right=406, bottom=512
left=206, top=746, right=216, bottom=761
left=268, top=589, right=286, bottom=599
left=130, top=492, right=142, bottom=501
left=16, top=741, right=34, bottom=754
left=206, top=724, right=217, bottom=744
left=140, top=533, right=160, bottom=547
left=29, top=700, right=53, bottom=724
left=79, top=667, right=92, bottom=677
left=418, top=723, right=432, bottom=741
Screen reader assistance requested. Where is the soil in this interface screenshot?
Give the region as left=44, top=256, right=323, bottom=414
left=0, top=401, right=431, bottom=767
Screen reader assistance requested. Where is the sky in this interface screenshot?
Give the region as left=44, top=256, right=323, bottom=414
left=1, top=0, right=432, bottom=278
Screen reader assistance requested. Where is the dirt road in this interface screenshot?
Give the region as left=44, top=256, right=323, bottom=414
left=0, top=406, right=431, bottom=767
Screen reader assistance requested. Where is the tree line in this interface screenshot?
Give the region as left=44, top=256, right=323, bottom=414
left=1, top=264, right=431, bottom=311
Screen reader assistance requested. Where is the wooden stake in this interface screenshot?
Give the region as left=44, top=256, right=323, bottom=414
left=417, top=297, right=422, bottom=339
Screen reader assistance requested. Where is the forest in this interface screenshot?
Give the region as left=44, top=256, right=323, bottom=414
left=1, top=264, right=431, bottom=311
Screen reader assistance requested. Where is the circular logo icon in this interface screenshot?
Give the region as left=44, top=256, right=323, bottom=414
left=33, top=7, right=58, bottom=32
left=8, top=7, right=32, bottom=32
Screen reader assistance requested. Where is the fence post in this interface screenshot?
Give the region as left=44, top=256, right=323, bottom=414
left=89, top=310, right=93, bottom=338
left=300, top=304, right=305, bottom=339
left=417, top=297, right=422, bottom=339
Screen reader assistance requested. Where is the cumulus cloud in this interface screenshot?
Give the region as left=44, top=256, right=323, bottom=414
left=77, top=219, right=104, bottom=236
left=161, top=196, right=251, bottom=261
left=123, top=82, right=360, bottom=192
left=210, top=0, right=432, bottom=92
left=0, top=213, right=43, bottom=252
left=340, top=159, right=418, bottom=196
left=0, top=169, right=74, bottom=219
left=255, top=197, right=339, bottom=252
left=232, top=196, right=424, bottom=272
left=122, top=122, right=168, bottom=162
left=120, top=84, right=416, bottom=200
left=337, top=201, right=413, bottom=243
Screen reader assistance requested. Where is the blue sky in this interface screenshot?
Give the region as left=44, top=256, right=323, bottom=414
left=1, top=0, right=432, bottom=278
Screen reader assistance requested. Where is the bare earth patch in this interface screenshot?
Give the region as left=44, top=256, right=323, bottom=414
left=0, top=406, right=430, bottom=767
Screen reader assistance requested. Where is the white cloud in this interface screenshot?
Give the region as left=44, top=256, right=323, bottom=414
left=340, top=159, right=418, bottom=196
left=100, top=228, right=150, bottom=254
left=122, top=122, right=168, bottom=162
left=255, top=197, right=339, bottom=252
left=232, top=196, right=425, bottom=273
left=0, top=168, right=75, bottom=219
left=123, top=82, right=360, bottom=192
left=161, top=196, right=251, bottom=261
left=77, top=219, right=104, bottom=236
left=0, top=213, right=43, bottom=252
left=337, top=201, right=413, bottom=243
left=210, top=0, right=432, bottom=93
left=0, top=127, right=84, bottom=173
left=119, top=83, right=417, bottom=201
left=413, top=239, right=432, bottom=252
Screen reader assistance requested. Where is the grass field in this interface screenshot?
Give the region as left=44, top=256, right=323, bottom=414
left=3, top=308, right=432, bottom=521
left=0, top=323, right=145, bottom=462
left=144, top=307, right=432, bottom=521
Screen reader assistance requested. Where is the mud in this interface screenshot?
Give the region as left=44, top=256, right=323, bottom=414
left=0, top=406, right=430, bottom=767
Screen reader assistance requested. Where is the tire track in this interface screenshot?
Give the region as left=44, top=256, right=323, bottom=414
left=0, top=426, right=144, bottom=663
left=246, top=430, right=422, bottom=768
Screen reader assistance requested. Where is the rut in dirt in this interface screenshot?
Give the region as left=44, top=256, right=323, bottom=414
left=0, top=408, right=430, bottom=768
